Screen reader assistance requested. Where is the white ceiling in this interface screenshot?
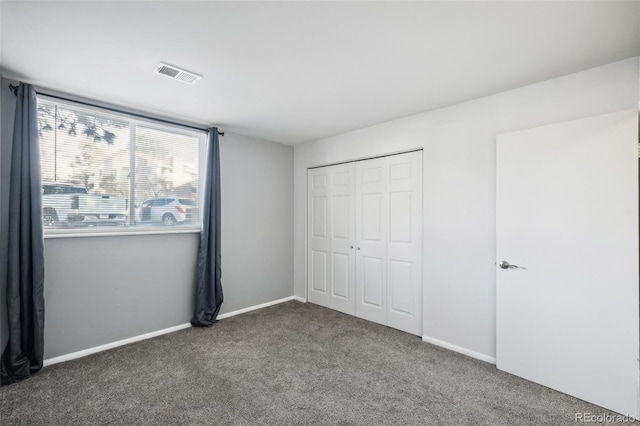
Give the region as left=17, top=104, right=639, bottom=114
left=1, top=1, right=638, bottom=145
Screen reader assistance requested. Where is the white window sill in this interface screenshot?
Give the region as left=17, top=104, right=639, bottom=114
left=44, top=226, right=201, bottom=239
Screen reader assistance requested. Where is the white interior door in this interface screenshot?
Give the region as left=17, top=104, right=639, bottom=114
left=496, top=110, right=639, bottom=416
left=307, top=163, right=356, bottom=315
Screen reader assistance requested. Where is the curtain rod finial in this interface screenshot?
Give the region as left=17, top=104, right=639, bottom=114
left=8, top=84, right=19, bottom=96
left=218, top=131, right=225, bottom=137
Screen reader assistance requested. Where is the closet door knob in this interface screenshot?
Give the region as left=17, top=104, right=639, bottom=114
left=498, top=261, right=519, bottom=269
left=356, top=247, right=361, bottom=250
left=350, top=245, right=354, bottom=249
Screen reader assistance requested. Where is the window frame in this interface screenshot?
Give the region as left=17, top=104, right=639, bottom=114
left=37, top=95, right=208, bottom=239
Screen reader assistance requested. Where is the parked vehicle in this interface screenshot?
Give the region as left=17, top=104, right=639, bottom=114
left=42, top=183, right=128, bottom=227
left=136, top=197, right=196, bottom=226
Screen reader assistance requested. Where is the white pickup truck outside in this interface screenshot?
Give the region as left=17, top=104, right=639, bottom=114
left=42, top=183, right=128, bottom=227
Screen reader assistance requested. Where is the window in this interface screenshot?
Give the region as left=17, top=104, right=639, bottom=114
left=37, top=97, right=207, bottom=235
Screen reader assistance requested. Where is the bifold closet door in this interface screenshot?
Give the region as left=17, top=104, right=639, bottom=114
left=307, top=163, right=356, bottom=315
left=355, top=151, right=423, bottom=335
left=307, top=151, right=423, bottom=336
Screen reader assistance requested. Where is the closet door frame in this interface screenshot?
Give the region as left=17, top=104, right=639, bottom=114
left=305, top=149, right=424, bottom=336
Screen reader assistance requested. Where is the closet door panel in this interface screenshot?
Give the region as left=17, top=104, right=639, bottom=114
left=386, top=152, right=423, bottom=335
left=332, top=253, right=350, bottom=299
left=328, top=164, right=356, bottom=314
left=388, top=260, right=413, bottom=314
left=355, top=158, right=387, bottom=325
left=308, top=169, right=331, bottom=307
left=362, top=257, right=384, bottom=306
left=307, top=164, right=356, bottom=315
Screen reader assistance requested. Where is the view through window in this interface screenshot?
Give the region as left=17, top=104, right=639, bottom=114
left=37, top=97, right=206, bottom=233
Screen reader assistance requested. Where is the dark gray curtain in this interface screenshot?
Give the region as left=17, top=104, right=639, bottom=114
left=0, top=83, right=45, bottom=385
left=191, top=128, right=223, bottom=327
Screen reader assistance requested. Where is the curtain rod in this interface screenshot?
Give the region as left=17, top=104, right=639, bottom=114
left=8, top=84, right=224, bottom=136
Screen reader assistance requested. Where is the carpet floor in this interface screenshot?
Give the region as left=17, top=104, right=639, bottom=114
left=0, top=301, right=617, bottom=425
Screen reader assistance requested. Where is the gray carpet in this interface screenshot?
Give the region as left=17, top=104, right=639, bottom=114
left=0, top=301, right=617, bottom=425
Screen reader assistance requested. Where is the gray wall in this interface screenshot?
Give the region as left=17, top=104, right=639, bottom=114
left=43, top=233, right=199, bottom=357
left=219, top=133, right=294, bottom=313
left=0, top=78, right=294, bottom=359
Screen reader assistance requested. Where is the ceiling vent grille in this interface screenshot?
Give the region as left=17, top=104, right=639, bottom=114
left=154, top=63, right=202, bottom=85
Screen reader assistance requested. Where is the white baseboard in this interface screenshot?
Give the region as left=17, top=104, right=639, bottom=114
left=422, top=335, right=496, bottom=365
left=293, top=296, right=307, bottom=303
left=217, top=296, right=297, bottom=319
left=44, top=295, right=302, bottom=367
left=43, top=322, right=192, bottom=367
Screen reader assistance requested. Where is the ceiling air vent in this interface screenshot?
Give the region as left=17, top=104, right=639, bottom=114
left=154, top=63, right=202, bottom=85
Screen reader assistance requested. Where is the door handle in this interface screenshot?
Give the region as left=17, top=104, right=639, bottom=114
left=498, top=261, right=519, bottom=269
